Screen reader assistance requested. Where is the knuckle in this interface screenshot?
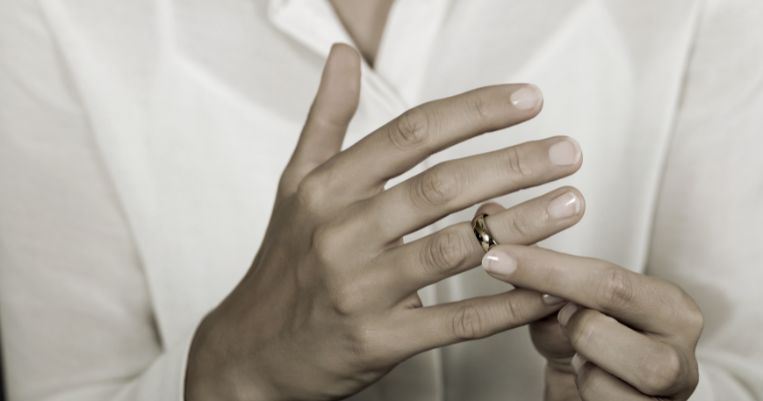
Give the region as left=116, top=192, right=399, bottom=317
left=390, top=108, right=432, bottom=150
left=596, top=267, right=635, bottom=310
left=500, top=295, right=529, bottom=323
left=451, top=303, right=487, bottom=340
left=567, top=312, right=596, bottom=349
left=295, top=174, right=327, bottom=213
left=466, top=94, right=492, bottom=121
left=503, top=146, right=533, bottom=178
left=329, top=283, right=362, bottom=316
left=277, top=170, right=298, bottom=197
left=676, top=289, right=705, bottom=336
left=507, top=213, right=534, bottom=238
left=686, top=306, right=705, bottom=338
left=421, top=229, right=470, bottom=277
left=311, top=223, right=344, bottom=267
left=640, top=348, right=684, bottom=395
left=344, top=321, right=386, bottom=368
left=410, top=165, right=461, bottom=208
left=686, top=360, right=700, bottom=392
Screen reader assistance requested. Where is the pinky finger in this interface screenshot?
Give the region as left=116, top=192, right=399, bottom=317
left=397, top=289, right=563, bottom=358
left=573, top=355, right=648, bottom=401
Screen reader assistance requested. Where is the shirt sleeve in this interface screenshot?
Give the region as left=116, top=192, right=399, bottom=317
left=0, top=1, right=191, bottom=400
left=646, top=1, right=763, bottom=400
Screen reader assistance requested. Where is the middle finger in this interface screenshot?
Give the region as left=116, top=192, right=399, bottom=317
left=362, top=135, right=582, bottom=243
left=372, top=186, right=585, bottom=300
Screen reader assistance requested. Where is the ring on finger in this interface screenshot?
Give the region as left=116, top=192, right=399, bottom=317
left=472, top=213, right=498, bottom=252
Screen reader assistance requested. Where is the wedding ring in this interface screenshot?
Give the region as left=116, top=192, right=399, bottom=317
left=471, top=213, right=497, bottom=252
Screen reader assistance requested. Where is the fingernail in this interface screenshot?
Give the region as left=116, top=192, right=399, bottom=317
left=571, top=353, right=587, bottom=373
left=482, top=249, right=517, bottom=278
left=542, top=294, right=564, bottom=305
left=510, top=85, right=542, bottom=111
left=548, top=138, right=581, bottom=166
left=547, top=191, right=581, bottom=219
left=557, top=303, right=578, bottom=326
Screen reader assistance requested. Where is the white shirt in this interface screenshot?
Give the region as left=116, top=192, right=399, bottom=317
left=1, top=0, right=762, bottom=400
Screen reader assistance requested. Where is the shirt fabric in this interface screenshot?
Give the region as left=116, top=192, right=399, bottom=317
left=1, top=0, right=762, bottom=400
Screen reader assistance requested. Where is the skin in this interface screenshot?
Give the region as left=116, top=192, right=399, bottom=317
left=185, top=44, right=584, bottom=401
left=326, top=2, right=706, bottom=398
left=330, top=0, right=394, bottom=66
left=186, top=4, right=705, bottom=399
left=478, top=206, right=704, bottom=401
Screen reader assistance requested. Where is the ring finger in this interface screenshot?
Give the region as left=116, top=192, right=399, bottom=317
left=373, top=186, right=585, bottom=301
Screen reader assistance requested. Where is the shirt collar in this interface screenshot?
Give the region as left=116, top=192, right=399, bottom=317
left=267, top=0, right=353, bottom=58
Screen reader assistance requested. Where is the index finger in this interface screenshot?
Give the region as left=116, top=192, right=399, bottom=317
left=316, top=84, right=543, bottom=194
left=481, top=245, right=697, bottom=335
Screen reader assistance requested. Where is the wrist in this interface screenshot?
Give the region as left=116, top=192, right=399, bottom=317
left=184, top=313, right=278, bottom=401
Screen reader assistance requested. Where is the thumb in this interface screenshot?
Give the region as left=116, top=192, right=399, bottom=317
left=283, top=43, right=361, bottom=191
left=530, top=313, right=576, bottom=365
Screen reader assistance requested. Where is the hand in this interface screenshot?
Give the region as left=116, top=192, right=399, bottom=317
left=185, top=43, right=584, bottom=401
left=480, top=243, right=704, bottom=401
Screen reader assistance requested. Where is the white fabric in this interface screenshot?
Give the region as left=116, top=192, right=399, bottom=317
left=0, top=0, right=761, bottom=400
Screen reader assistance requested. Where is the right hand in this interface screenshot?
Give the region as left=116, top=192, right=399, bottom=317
left=185, top=43, right=585, bottom=401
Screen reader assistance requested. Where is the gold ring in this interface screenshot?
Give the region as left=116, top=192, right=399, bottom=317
left=472, top=213, right=497, bottom=252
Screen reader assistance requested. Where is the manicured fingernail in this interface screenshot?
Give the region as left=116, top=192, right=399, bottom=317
left=547, top=191, right=581, bottom=219
left=557, top=303, right=578, bottom=326
left=548, top=138, right=581, bottom=166
left=571, top=353, right=587, bottom=372
left=510, top=85, right=542, bottom=111
left=482, top=249, right=517, bottom=278
left=542, top=294, right=564, bottom=305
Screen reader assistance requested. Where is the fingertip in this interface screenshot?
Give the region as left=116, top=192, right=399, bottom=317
left=549, top=186, right=587, bottom=221
left=558, top=303, right=579, bottom=327
left=330, top=42, right=359, bottom=57
left=316, top=43, right=361, bottom=117
left=481, top=243, right=541, bottom=279
left=481, top=246, right=518, bottom=279
left=510, top=83, right=544, bottom=113
left=327, top=43, right=361, bottom=76
left=323, top=42, right=361, bottom=103
left=548, top=135, right=583, bottom=169
left=564, top=186, right=586, bottom=216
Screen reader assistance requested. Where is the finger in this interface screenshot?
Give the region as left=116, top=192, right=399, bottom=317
left=316, top=83, right=544, bottom=195
left=364, top=136, right=582, bottom=241
left=544, top=365, right=580, bottom=401
left=559, top=306, right=690, bottom=396
left=396, top=289, right=561, bottom=357
left=280, top=43, right=361, bottom=194
left=530, top=314, right=575, bottom=364
left=572, top=357, right=648, bottom=401
left=475, top=201, right=506, bottom=216
left=480, top=245, right=700, bottom=335
left=373, top=187, right=584, bottom=300
left=481, top=186, right=583, bottom=247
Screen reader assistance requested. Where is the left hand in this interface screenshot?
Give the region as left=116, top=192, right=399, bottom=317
left=481, top=242, right=704, bottom=400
